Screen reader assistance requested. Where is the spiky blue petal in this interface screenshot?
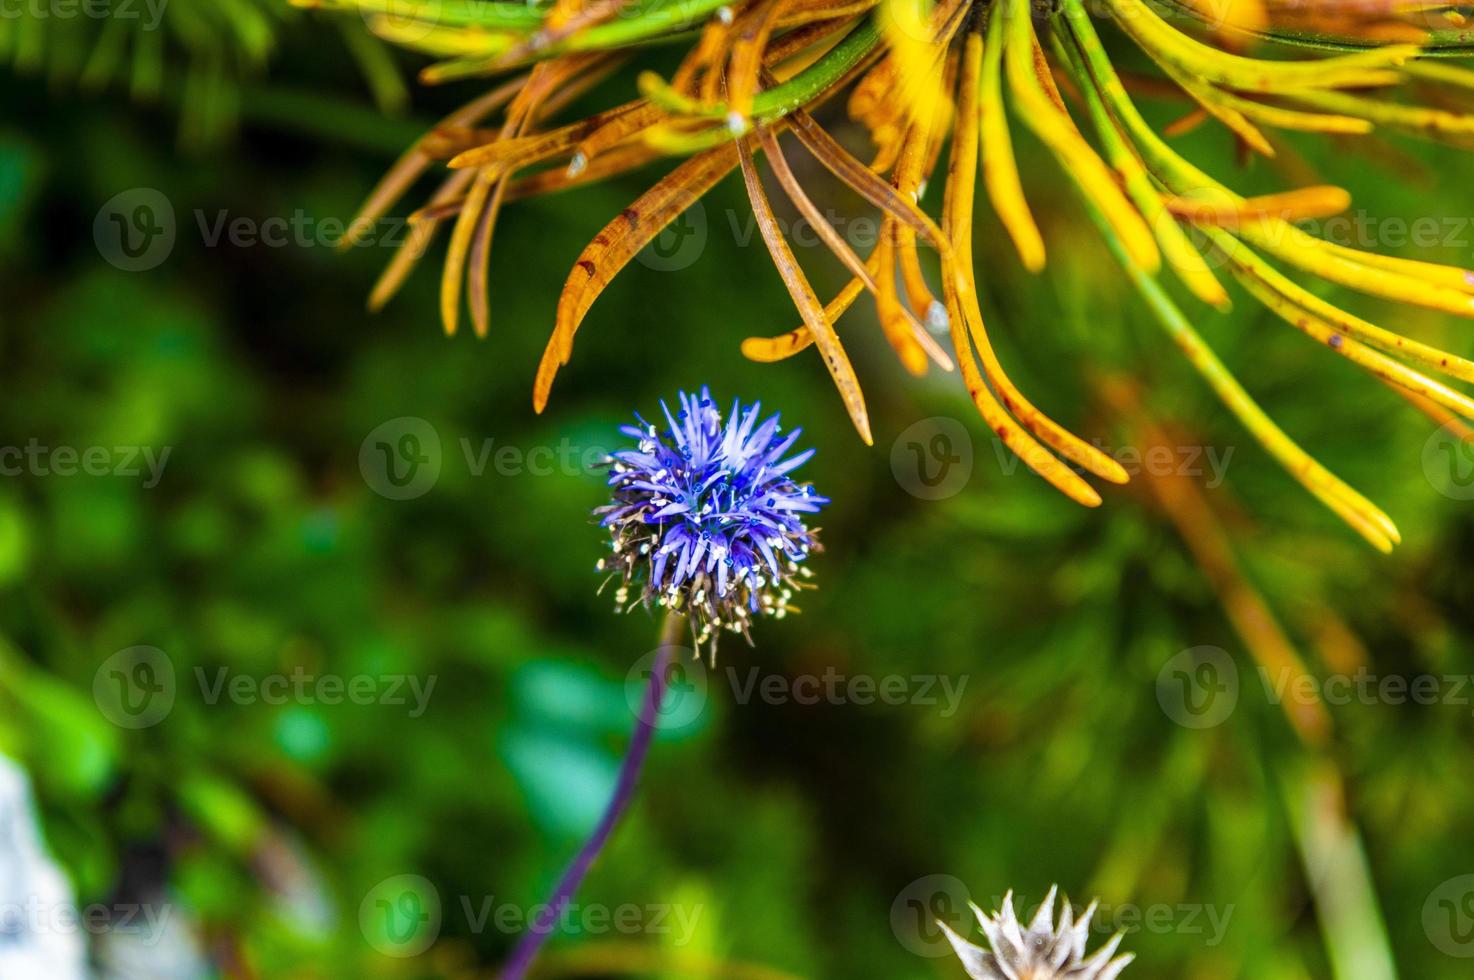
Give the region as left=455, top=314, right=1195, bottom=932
left=596, top=387, right=827, bottom=646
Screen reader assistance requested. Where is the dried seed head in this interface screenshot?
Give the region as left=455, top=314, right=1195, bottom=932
left=940, top=887, right=1134, bottom=980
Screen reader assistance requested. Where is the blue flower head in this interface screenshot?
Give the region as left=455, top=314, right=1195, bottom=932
left=596, top=387, right=829, bottom=648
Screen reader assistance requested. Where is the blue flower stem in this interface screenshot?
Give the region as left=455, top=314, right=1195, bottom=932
left=500, top=609, right=688, bottom=980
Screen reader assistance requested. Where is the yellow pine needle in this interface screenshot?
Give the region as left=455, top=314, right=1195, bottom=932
left=880, top=0, right=950, bottom=134
left=368, top=18, right=518, bottom=57
left=949, top=31, right=1129, bottom=491
left=441, top=170, right=495, bottom=336
left=755, top=126, right=951, bottom=370
left=1029, top=28, right=1069, bottom=115
left=785, top=105, right=949, bottom=247
left=1207, top=232, right=1474, bottom=384
left=1205, top=229, right=1474, bottom=419
left=1004, top=0, right=1159, bottom=274
left=368, top=168, right=475, bottom=312
left=441, top=65, right=563, bottom=336
left=728, top=0, right=793, bottom=123
left=450, top=101, right=659, bottom=172
left=897, top=238, right=942, bottom=326
left=1062, top=15, right=1474, bottom=320
left=1238, top=218, right=1474, bottom=318
left=1403, top=59, right=1474, bottom=92
left=343, top=77, right=528, bottom=251
left=507, top=141, right=664, bottom=199
left=1132, top=31, right=1371, bottom=141
left=1384, top=381, right=1474, bottom=441
left=895, top=51, right=954, bottom=330
left=944, top=291, right=1106, bottom=506
left=1166, top=186, right=1352, bottom=225
left=736, top=135, right=874, bottom=444
left=879, top=106, right=943, bottom=373
left=466, top=173, right=514, bottom=338
left=638, top=71, right=719, bottom=116
left=535, top=144, right=739, bottom=412
left=742, top=277, right=868, bottom=362
left=1314, top=241, right=1474, bottom=296
left=1052, top=31, right=1229, bottom=308
left=872, top=230, right=929, bottom=376
left=1184, top=0, right=1269, bottom=35
left=980, top=8, right=1045, bottom=272
left=1163, top=107, right=1211, bottom=138
left=1094, top=207, right=1400, bottom=551
left=1282, top=87, right=1474, bottom=139
left=1153, top=62, right=1276, bottom=155
left=1106, top=0, right=1414, bottom=93
left=1180, top=83, right=1373, bottom=136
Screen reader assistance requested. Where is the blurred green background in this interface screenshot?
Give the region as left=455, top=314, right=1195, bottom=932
left=2, top=6, right=1474, bottom=978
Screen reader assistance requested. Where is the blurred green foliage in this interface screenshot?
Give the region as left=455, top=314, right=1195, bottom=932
left=2, top=17, right=1474, bottom=979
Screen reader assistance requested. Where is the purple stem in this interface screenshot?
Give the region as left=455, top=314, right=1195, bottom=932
left=500, top=612, right=686, bottom=980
